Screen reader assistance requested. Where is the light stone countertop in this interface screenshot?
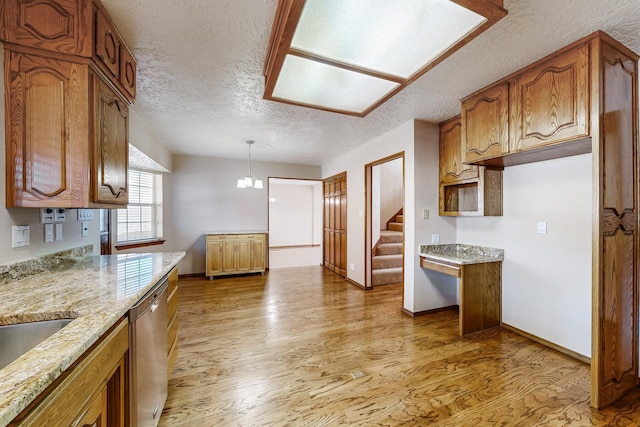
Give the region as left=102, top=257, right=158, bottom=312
left=204, top=230, right=268, bottom=235
left=0, top=251, right=185, bottom=426
left=419, top=244, right=504, bottom=265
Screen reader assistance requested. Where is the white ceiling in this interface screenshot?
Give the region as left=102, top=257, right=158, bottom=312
left=103, top=0, right=640, bottom=166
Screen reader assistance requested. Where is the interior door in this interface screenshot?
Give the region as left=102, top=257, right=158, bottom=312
left=323, top=172, right=347, bottom=277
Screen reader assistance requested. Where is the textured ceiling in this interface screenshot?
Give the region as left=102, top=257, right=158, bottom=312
left=102, top=0, right=640, bottom=166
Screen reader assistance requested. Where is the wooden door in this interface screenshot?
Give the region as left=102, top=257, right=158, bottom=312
left=222, top=240, right=238, bottom=272
left=250, top=235, right=266, bottom=271
left=6, top=51, right=90, bottom=207
left=592, top=38, right=638, bottom=409
left=92, top=74, right=129, bottom=205
left=236, top=238, right=251, bottom=272
left=440, top=115, right=478, bottom=184
left=511, top=45, right=590, bottom=152
left=462, top=82, right=510, bottom=164
left=206, top=237, right=223, bottom=276
left=323, top=172, right=347, bottom=277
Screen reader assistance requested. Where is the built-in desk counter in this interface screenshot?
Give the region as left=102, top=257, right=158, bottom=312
left=419, top=244, right=504, bottom=336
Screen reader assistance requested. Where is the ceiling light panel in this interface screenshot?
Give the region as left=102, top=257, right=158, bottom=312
left=291, top=0, right=487, bottom=79
left=272, top=54, right=400, bottom=114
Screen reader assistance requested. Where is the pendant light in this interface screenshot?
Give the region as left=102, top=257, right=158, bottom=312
left=237, top=140, right=264, bottom=189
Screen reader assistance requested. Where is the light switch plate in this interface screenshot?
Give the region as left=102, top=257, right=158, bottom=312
left=77, top=209, right=94, bottom=221
left=40, top=208, right=54, bottom=224
left=54, top=208, right=66, bottom=222
left=537, top=222, right=547, bottom=234
left=12, top=225, right=30, bottom=247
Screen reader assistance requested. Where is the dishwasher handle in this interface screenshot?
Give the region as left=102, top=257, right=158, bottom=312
left=129, top=278, right=168, bottom=320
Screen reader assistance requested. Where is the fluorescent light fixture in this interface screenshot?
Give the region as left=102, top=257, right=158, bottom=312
left=264, top=0, right=507, bottom=116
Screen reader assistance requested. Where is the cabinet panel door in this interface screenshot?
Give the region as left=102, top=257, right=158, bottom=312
left=250, top=236, right=266, bottom=271
left=236, top=239, right=251, bottom=272
left=6, top=52, right=89, bottom=207
left=206, top=239, right=223, bottom=276
left=119, top=43, right=136, bottom=100
left=440, top=116, right=478, bottom=183
left=0, top=0, right=92, bottom=56
left=92, top=75, right=128, bottom=204
left=462, top=83, right=510, bottom=163
left=222, top=240, right=238, bottom=272
left=74, top=386, right=107, bottom=427
left=94, top=5, right=121, bottom=79
left=511, top=45, right=590, bottom=152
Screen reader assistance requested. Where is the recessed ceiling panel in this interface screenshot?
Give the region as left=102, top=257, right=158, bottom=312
left=272, top=54, right=400, bottom=114
left=291, top=0, right=487, bottom=79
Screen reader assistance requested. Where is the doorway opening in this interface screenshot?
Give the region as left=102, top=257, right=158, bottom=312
left=268, top=178, right=323, bottom=269
left=365, top=153, right=404, bottom=290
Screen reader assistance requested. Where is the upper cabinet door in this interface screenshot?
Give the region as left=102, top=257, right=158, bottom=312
left=510, top=45, right=590, bottom=152
left=462, top=83, right=510, bottom=164
left=6, top=51, right=90, bottom=207
left=440, top=116, right=478, bottom=184
left=93, top=5, right=121, bottom=79
left=0, top=0, right=93, bottom=56
left=92, top=75, right=128, bottom=205
left=119, top=43, right=136, bottom=99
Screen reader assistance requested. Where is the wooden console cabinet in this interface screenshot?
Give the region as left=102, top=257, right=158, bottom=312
left=206, top=233, right=267, bottom=279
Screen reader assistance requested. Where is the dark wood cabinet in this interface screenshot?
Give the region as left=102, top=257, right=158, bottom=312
left=5, top=51, right=90, bottom=207
left=0, top=0, right=93, bottom=56
left=462, top=83, right=510, bottom=164
left=439, top=116, right=502, bottom=217
left=511, top=45, right=590, bottom=152
left=2, top=0, right=134, bottom=207
left=92, top=74, right=128, bottom=205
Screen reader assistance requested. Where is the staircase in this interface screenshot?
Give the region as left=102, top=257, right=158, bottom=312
left=372, top=211, right=403, bottom=286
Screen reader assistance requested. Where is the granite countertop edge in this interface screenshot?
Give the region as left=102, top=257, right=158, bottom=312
left=419, top=243, right=504, bottom=266
left=0, top=251, right=185, bottom=426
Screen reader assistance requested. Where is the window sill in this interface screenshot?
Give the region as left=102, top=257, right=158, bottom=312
left=115, top=239, right=166, bottom=250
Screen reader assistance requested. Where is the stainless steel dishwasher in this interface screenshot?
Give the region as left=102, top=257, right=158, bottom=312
left=129, top=276, right=168, bottom=427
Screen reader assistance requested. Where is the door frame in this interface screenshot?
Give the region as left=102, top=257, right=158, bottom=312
left=364, top=152, right=405, bottom=292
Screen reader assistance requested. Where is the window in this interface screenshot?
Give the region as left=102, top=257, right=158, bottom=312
left=117, top=169, right=163, bottom=243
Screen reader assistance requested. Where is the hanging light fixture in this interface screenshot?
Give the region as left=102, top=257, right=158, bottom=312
left=237, top=140, right=264, bottom=189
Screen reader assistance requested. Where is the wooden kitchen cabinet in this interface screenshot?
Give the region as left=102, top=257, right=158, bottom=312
left=439, top=116, right=502, bottom=216
left=167, top=267, right=179, bottom=378
left=91, top=73, right=129, bottom=205
left=462, top=41, right=592, bottom=167
left=1, top=0, right=134, bottom=208
left=461, top=82, right=510, bottom=164
left=11, top=318, right=128, bottom=426
left=0, top=0, right=93, bottom=56
left=206, top=234, right=267, bottom=279
left=510, top=45, right=590, bottom=152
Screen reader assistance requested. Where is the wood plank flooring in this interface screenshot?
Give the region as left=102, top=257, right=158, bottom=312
left=160, top=266, right=640, bottom=426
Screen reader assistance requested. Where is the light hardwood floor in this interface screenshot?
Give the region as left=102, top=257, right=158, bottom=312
left=160, top=266, right=640, bottom=426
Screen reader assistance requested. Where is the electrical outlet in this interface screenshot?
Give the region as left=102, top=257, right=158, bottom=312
left=431, top=234, right=440, bottom=244
left=54, top=208, right=66, bottom=222
left=82, top=221, right=89, bottom=237
left=349, top=262, right=355, bottom=271
left=40, top=208, right=54, bottom=224
left=55, top=223, right=63, bottom=241
left=44, top=224, right=54, bottom=243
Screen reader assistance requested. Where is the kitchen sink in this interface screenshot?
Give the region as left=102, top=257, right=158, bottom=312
left=0, top=318, right=73, bottom=370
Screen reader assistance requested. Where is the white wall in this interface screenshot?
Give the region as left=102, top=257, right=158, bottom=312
left=379, top=158, right=403, bottom=226
left=0, top=44, right=100, bottom=266
left=457, top=154, right=592, bottom=357
left=269, top=183, right=315, bottom=247
left=322, top=120, right=457, bottom=312
left=312, top=183, right=322, bottom=245
left=170, top=154, right=321, bottom=274
left=128, top=108, right=173, bottom=172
